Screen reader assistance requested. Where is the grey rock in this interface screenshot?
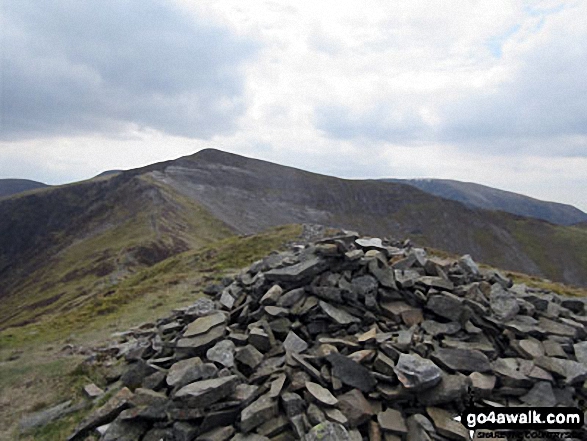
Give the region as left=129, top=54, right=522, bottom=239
left=377, top=408, right=407, bottom=435
left=491, top=359, right=533, bottom=388
left=102, top=418, right=149, bottom=441
left=426, top=293, right=464, bottom=322
left=543, top=339, right=567, bottom=357
left=337, top=389, right=373, bottom=428
left=573, top=341, right=587, bottom=364
left=186, top=298, right=216, bottom=317
left=534, top=356, right=587, bottom=385
left=184, top=312, right=227, bottom=337
left=264, top=305, right=290, bottom=317
left=373, top=352, right=396, bottom=377
left=276, top=287, right=306, bottom=307
left=231, top=434, right=270, bottom=441
left=283, top=330, right=308, bottom=353
left=356, top=237, right=384, bottom=249
left=305, top=381, right=338, bottom=406
left=281, top=392, right=306, bottom=417
left=418, top=374, right=470, bottom=406
left=430, top=348, right=491, bottom=374
left=538, top=317, right=577, bottom=338
left=406, top=414, right=433, bottom=441
left=469, top=372, right=496, bottom=397
left=418, top=276, right=454, bottom=291
left=260, top=284, right=283, bottom=305
left=520, top=381, right=557, bottom=407
left=248, top=327, right=272, bottom=352
left=489, top=285, right=519, bottom=321
left=235, top=345, right=264, bottom=370
left=426, top=407, right=469, bottom=441
left=517, top=339, right=545, bottom=359
left=421, top=320, right=461, bottom=337
left=167, top=357, right=216, bottom=388
left=219, top=290, right=236, bottom=309
left=319, top=301, right=360, bottom=325
left=240, top=395, right=278, bottom=433
left=265, top=257, right=327, bottom=283
left=207, top=340, right=236, bottom=368
left=174, top=376, right=239, bottom=408
left=351, top=275, right=378, bottom=299
left=302, top=422, right=351, bottom=441
left=327, top=353, right=377, bottom=393
left=459, top=254, right=479, bottom=276
left=368, top=258, right=397, bottom=289
left=83, top=383, right=104, bottom=399
left=195, top=425, right=235, bottom=441
left=174, top=421, right=200, bottom=441
left=176, top=325, right=226, bottom=356
left=67, top=388, right=134, bottom=441
left=307, top=403, right=326, bottom=425
left=393, top=353, right=442, bottom=391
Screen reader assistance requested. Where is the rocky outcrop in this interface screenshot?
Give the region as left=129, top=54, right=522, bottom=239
left=69, top=232, right=587, bottom=440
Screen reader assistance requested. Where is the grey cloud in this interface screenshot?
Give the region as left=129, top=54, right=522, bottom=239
left=1, top=0, right=258, bottom=140
left=315, top=23, right=587, bottom=157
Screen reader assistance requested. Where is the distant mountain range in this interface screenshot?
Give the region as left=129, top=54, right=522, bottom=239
left=1, top=149, right=586, bottom=329
left=382, top=178, right=587, bottom=226
left=0, top=178, right=48, bottom=198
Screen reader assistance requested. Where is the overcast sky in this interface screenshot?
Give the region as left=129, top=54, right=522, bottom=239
left=1, top=0, right=586, bottom=211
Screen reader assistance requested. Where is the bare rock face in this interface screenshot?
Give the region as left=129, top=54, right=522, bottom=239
left=66, top=231, right=587, bottom=440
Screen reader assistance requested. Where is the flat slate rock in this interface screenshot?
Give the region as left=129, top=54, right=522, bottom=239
left=302, top=422, right=351, bottom=441
left=430, top=348, right=491, bottom=374
left=421, top=320, right=461, bottom=337
left=426, top=407, right=469, bottom=441
left=283, top=330, right=308, bottom=353
left=337, top=389, right=373, bottom=428
left=265, top=257, right=327, bottom=282
left=393, top=353, right=442, bottom=391
left=377, top=408, right=407, bottom=435
left=305, top=382, right=338, bottom=406
left=327, top=353, right=377, bottom=393
left=184, top=312, right=227, bottom=338
left=534, top=356, right=587, bottom=385
left=319, top=301, right=360, bottom=325
left=174, top=376, right=239, bottom=408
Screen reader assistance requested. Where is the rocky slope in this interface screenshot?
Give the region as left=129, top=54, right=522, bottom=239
left=382, top=178, right=587, bottom=226
left=140, top=149, right=587, bottom=286
left=59, top=232, right=586, bottom=441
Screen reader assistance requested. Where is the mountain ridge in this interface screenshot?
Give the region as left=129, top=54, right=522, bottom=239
left=1, top=148, right=586, bottom=332
left=0, top=178, right=49, bottom=199
left=382, top=177, right=587, bottom=226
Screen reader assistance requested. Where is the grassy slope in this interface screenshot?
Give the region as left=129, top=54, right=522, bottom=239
left=0, top=224, right=303, bottom=440
left=0, top=174, right=234, bottom=331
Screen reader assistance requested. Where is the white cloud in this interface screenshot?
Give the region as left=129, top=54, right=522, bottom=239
left=1, top=0, right=586, bottom=212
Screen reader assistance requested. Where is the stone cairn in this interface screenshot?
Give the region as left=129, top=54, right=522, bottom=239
left=68, top=232, right=587, bottom=441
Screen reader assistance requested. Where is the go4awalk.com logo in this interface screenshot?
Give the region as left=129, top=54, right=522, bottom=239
left=458, top=407, right=584, bottom=439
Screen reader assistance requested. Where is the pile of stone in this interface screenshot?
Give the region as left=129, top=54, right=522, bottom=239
left=68, top=232, right=587, bottom=441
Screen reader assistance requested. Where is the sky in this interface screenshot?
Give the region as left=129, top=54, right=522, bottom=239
left=1, top=0, right=586, bottom=211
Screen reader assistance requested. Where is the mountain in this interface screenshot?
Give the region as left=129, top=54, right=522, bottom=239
left=1, top=148, right=586, bottom=331
left=382, top=178, right=587, bottom=226
left=0, top=178, right=48, bottom=199
left=94, top=170, right=123, bottom=178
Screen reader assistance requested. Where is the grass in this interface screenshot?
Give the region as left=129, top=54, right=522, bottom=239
left=0, top=224, right=303, bottom=440
left=0, top=174, right=235, bottom=332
